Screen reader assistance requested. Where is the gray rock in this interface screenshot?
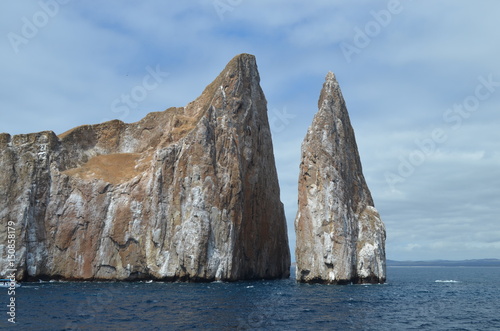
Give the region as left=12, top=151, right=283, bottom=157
left=0, top=54, right=290, bottom=281
left=295, top=72, right=386, bottom=284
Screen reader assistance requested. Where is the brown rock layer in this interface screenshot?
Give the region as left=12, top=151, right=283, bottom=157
left=0, top=54, right=290, bottom=281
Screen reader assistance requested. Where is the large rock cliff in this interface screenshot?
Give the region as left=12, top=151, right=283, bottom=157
left=295, top=72, right=386, bottom=284
left=0, top=54, right=290, bottom=281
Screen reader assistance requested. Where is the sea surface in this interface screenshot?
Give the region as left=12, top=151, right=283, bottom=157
left=3, top=266, right=500, bottom=330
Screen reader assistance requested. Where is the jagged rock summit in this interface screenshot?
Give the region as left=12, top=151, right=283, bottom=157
left=295, top=72, right=386, bottom=284
left=0, top=53, right=291, bottom=281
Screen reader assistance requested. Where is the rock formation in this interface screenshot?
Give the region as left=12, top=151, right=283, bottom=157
left=0, top=53, right=290, bottom=281
left=295, top=72, right=386, bottom=284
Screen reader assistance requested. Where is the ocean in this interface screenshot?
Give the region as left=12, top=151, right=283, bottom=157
left=3, top=266, right=500, bottom=330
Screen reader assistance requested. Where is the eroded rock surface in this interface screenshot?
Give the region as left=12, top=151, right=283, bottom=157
left=0, top=54, right=290, bottom=281
left=295, top=72, right=386, bottom=284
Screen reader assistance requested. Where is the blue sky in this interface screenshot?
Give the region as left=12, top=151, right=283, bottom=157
left=1, top=1, right=499, bottom=261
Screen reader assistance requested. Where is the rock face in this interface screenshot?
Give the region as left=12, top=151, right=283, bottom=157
left=0, top=54, right=290, bottom=281
left=295, top=72, right=386, bottom=284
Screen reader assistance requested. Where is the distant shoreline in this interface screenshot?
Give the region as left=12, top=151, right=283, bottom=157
left=387, top=259, right=500, bottom=267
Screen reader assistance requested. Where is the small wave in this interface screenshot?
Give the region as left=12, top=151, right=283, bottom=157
left=435, top=280, right=460, bottom=283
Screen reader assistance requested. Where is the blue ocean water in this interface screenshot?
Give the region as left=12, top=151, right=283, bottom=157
left=3, top=266, right=500, bottom=330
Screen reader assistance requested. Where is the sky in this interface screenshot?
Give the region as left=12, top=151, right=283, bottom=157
left=1, top=1, right=499, bottom=261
